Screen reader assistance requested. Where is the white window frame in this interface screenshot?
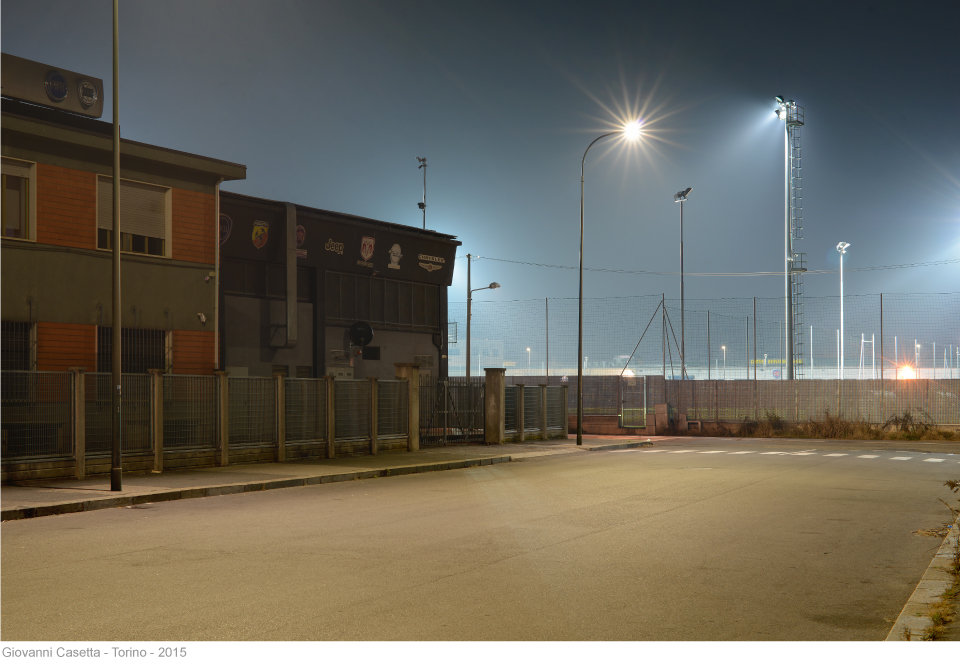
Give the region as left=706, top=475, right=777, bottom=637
left=95, top=174, right=173, bottom=258
left=1, top=157, right=38, bottom=243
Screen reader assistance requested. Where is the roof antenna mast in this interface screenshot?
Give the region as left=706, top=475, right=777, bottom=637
left=417, top=156, right=427, bottom=229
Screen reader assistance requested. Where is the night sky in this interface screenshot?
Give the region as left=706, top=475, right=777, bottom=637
left=3, top=0, right=958, bottom=306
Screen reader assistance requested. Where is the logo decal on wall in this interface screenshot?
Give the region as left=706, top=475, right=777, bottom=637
left=78, top=80, right=98, bottom=108
left=219, top=214, right=233, bottom=245
left=419, top=262, right=442, bottom=272
left=418, top=253, right=445, bottom=273
left=388, top=244, right=402, bottom=269
left=325, top=239, right=344, bottom=255
left=360, top=236, right=375, bottom=262
left=44, top=70, right=68, bottom=103
left=296, top=225, right=307, bottom=258
left=252, top=220, right=269, bottom=249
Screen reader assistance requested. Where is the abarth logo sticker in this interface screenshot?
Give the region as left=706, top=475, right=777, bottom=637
left=252, top=220, right=269, bottom=249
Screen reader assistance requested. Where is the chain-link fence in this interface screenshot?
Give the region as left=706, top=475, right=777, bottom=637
left=285, top=378, right=326, bottom=444
left=449, top=293, right=960, bottom=382
left=163, top=375, right=218, bottom=450
left=1, top=371, right=73, bottom=461
left=228, top=377, right=276, bottom=446
left=84, top=373, right=152, bottom=454
left=335, top=380, right=371, bottom=441
left=377, top=380, right=408, bottom=438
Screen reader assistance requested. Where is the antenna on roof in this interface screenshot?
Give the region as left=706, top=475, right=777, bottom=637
left=417, top=156, right=427, bottom=229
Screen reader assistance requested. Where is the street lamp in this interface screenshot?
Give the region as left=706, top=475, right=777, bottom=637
left=673, top=187, right=693, bottom=379
left=465, top=252, right=499, bottom=380
left=721, top=345, right=726, bottom=379
left=577, top=120, right=642, bottom=445
left=837, top=241, right=850, bottom=379
left=526, top=347, right=531, bottom=370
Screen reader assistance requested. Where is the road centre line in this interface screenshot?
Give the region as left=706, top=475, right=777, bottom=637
left=923, top=458, right=945, bottom=462
left=729, top=451, right=756, bottom=454
left=890, top=457, right=912, bottom=460
left=670, top=450, right=697, bottom=453
left=761, top=452, right=790, bottom=455
left=823, top=453, right=848, bottom=457
left=858, top=455, right=879, bottom=458
left=698, top=450, right=727, bottom=453
left=791, top=452, right=817, bottom=455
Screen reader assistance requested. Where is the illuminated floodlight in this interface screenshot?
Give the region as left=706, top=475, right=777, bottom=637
left=623, top=120, right=642, bottom=141
left=898, top=364, right=916, bottom=379
left=836, top=241, right=850, bottom=254
left=673, top=187, right=692, bottom=202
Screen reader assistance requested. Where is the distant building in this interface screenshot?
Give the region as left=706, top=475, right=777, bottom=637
left=218, top=191, right=460, bottom=381
left=1, top=53, right=246, bottom=374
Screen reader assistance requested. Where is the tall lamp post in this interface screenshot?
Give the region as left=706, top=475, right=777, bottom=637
left=465, top=252, right=499, bottom=380
left=837, top=242, right=850, bottom=379
left=577, top=121, right=642, bottom=445
left=673, top=187, right=692, bottom=379
left=722, top=345, right=726, bottom=379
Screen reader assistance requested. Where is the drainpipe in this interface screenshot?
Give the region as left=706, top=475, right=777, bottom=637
left=214, top=177, right=223, bottom=370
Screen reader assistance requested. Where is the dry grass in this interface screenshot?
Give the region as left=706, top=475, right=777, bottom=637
left=709, top=409, right=960, bottom=441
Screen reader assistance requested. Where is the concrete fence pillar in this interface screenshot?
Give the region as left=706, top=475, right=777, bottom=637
left=274, top=373, right=286, bottom=463
left=215, top=371, right=229, bottom=467
left=394, top=363, right=420, bottom=452
left=149, top=369, right=164, bottom=472
left=368, top=377, right=379, bottom=455
left=325, top=376, right=336, bottom=459
left=484, top=368, right=506, bottom=445
left=516, top=384, right=525, bottom=442
left=540, top=384, right=548, bottom=439
left=69, top=367, right=85, bottom=480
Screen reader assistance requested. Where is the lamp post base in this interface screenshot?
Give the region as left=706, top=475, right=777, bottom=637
left=110, top=467, right=122, bottom=492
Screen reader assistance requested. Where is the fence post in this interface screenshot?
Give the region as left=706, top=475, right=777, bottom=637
left=274, top=373, right=286, bottom=462
left=368, top=377, right=378, bottom=455
left=540, top=383, right=548, bottom=439
left=561, top=384, right=569, bottom=439
left=149, top=369, right=164, bottom=472
left=216, top=371, right=229, bottom=467
left=69, top=368, right=85, bottom=480
left=516, top=383, right=525, bottom=442
left=484, top=368, right=506, bottom=444
left=325, top=376, right=336, bottom=459
left=394, top=363, right=420, bottom=452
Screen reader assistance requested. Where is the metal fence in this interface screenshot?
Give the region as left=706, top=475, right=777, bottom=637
left=420, top=381, right=484, bottom=445
left=505, top=385, right=517, bottom=432
left=335, top=379, right=371, bottom=441
left=1, top=370, right=73, bottom=461
left=546, top=386, right=566, bottom=429
left=229, top=377, right=276, bottom=446
left=163, top=375, right=218, bottom=450
left=285, top=378, right=326, bottom=444
left=522, top=386, right=540, bottom=431
left=378, top=380, right=408, bottom=437
left=85, top=373, right=153, bottom=454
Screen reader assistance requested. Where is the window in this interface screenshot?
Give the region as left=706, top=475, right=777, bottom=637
left=1, top=158, right=36, bottom=240
left=97, top=327, right=168, bottom=373
left=220, top=258, right=313, bottom=301
left=326, top=272, right=439, bottom=331
left=1, top=321, right=36, bottom=370
left=97, top=176, right=170, bottom=257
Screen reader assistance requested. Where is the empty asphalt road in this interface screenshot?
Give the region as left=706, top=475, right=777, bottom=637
left=2, top=436, right=957, bottom=640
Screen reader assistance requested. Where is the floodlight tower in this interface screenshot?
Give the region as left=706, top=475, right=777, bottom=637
left=775, top=96, right=806, bottom=380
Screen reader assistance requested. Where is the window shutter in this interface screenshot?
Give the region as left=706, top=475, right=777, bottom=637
left=98, top=177, right=167, bottom=239
left=1, top=158, right=33, bottom=179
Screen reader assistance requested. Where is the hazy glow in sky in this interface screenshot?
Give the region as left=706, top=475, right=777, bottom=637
left=2, top=0, right=958, bottom=304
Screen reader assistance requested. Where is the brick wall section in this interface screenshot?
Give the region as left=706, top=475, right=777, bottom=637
left=36, top=322, right=96, bottom=372
left=172, top=189, right=215, bottom=264
left=171, top=330, right=215, bottom=374
left=35, top=164, right=97, bottom=249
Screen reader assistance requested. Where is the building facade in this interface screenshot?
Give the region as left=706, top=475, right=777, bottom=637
left=218, top=192, right=460, bottom=381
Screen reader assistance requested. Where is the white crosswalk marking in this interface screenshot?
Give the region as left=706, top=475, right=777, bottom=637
left=640, top=449, right=668, bottom=453
left=670, top=450, right=697, bottom=453
left=824, top=453, right=848, bottom=457
left=729, top=451, right=756, bottom=454
left=699, top=451, right=727, bottom=454
left=858, top=455, right=879, bottom=459
left=761, top=451, right=790, bottom=455
left=890, top=457, right=912, bottom=461
left=923, top=458, right=945, bottom=463
left=791, top=452, right=817, bottom=455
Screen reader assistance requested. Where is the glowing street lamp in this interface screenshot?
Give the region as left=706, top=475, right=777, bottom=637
left=526, top=347, right=531, bottom=370
left=465, top=252, right=499, bottom=380
left=577, top=120, right=642, bottom=445
left=721, top=345, right=727, bottom=379
left=837, top=242, right=850, bottom=379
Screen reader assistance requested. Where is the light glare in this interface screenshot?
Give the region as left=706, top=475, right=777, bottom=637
left=623, top=120, right=641, bottom=141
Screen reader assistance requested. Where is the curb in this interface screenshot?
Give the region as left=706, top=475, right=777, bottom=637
left=886, top=514, right=960, bottom=641
left=1, top=455, right=512, bottom=522
left=583, top=440, right=654, bottom=451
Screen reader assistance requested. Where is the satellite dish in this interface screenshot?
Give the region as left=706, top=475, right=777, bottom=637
left=349, top=321, right=374, bottom=348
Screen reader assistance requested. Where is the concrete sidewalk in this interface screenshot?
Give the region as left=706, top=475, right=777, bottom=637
left=1, top=436, right=654, bottom=521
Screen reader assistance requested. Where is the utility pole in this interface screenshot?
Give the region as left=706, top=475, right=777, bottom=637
left=111, top=0, right=122, bottom=492
left=417, top=157, right=427, bottom=229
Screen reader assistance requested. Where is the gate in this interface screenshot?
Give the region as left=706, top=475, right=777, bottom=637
left=420, top=380, right=484, bottom=445
left=620, top=375, right=645, bottom=428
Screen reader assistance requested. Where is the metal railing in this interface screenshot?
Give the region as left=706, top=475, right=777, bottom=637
left=505, top=386, right=517, bottom=432
left=546, top=386, right=566, bottom=429
left=1, top=371, right=73, bottom=462
left=335, top=380, right=371, bottom=441
left=285, top=378, right=326, bottom=444
left=163, top=375, right=218, bottom=450
left=85, top=373, right=153, bottom=454
left=378, top=380, right=408, bottom=437
left=523, top=386, right=540, bottom=431
left=229, top=377, right=276, bottom=446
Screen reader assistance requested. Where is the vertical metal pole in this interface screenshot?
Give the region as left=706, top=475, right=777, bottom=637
left=545, top=298, right=549, bottom=384
left=661, top=293, right=666, bottom=379
left=466, top=254, right=471, bottom=380
left=784, top=122, right=793, bottom=380
left=680, top=200, right=685, bottom=380
left=839, top=251, right=844, bottom=380
left=880, top=293, right=884, bottom=381
left=810, top=325, right=814, bottom=374
left=111, top=0, right=122, bottom=492
left=745, top=316, right=749, bottom=380
left=707, top=310, right=711, bottom=380
left=753, top=297, right=757, bottom=380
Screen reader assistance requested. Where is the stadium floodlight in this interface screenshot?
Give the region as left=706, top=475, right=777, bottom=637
left=673, top=187, right=693, bottom=379
left=837, top=242, right=850, bottom=379
left=576, top=120, right=643, bottom=446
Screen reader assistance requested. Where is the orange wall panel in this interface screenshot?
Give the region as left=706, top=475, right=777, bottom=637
left=172, top=189, right=215, bottom=264
left=35, top=164, right=97, bottom=249
left=171, top=330, right=215, bottom=374
left=36, top=322, right=96, bottom=372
